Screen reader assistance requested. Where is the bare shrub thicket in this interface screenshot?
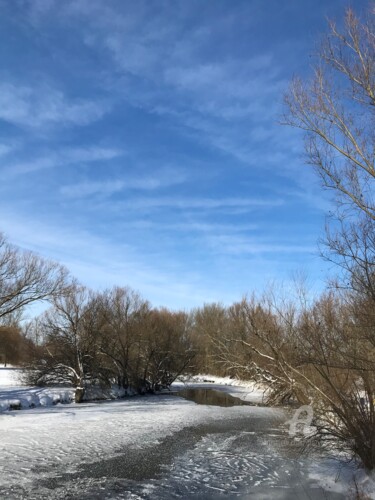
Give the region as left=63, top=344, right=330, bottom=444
left=193, top=5, right=375, bottom=470
left=0, top=326, right=34, bottom=366
left=206, top=6, right=375, bottom=470
left=26, top=286, right=196, bottom=400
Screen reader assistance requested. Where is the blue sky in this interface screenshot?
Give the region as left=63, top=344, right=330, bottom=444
left=0, top=0, right=369, bottom=309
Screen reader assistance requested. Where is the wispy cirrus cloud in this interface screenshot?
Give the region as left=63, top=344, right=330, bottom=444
left=110, top=196, right=284, bottom=212
left=206, top=233, right=316, bottom=257
left=104, top=34, right=283, bottom=124
left=0, top=208, right=237, bottom=308
left=60, top=180, right=125, bottom=198
left=0, top=0, right=338, bottom=309
left=60, top=166, right=187, bottom=198
left=24, top=1, right=286, bottom=161
left=0, top=82, right=110, bottom=129
left=16, top=0, right=318, bottom=189
left=103, top=31, right=287, bottom=171
left=0, top=144, right=15, bottom=157
left=3, top=146, right=123, bottom=177
left=125, top=220, right=259, bottom=234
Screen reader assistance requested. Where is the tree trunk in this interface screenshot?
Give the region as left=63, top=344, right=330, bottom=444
left=75, top=387, right=85, bottom=403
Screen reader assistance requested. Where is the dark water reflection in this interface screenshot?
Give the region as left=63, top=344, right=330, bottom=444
left=177, top=388, right=253, bottom=407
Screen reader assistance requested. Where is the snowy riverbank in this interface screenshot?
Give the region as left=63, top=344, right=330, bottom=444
left=1, top=368, right=374, bottom=498
left=0, top=368, right=266, bottom=413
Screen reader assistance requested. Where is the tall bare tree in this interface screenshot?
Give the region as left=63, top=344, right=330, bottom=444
left=212, top=6, right=375, bottom=469
left=191, top=303, right=229, bottom=375
left=283, top=7, right=375, bottom=295
left=95, top=286, right=150, bottom=390
left=142, top=308, right=195, bottom=391
left=276, top=5, right=375, bottom=469
left=284, top=8, right=375, bottom=219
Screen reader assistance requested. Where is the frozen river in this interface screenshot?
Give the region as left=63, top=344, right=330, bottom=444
left=39, top=409, right=345, bottom=499
left=0, top=377, right=361, bottom=498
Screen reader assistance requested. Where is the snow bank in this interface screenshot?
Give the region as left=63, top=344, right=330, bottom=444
left=0, top=383, right=142, bottom=412
left=0, top=367, right=73, bottom=412
left=0, top=386, right=75, bottom=412
left=0, top=366, right=146, bottom=412
left=309, top=458, right=375, bottom=499
left=0, top=367, right=23, bottom=387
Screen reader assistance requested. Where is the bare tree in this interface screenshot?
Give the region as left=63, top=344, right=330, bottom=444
left=0, top=233, right=70, bottom=321
left=28, top=285, right=103, bottom=402
left=95, top=286, right=150, bottom=390
left=280, top=5, right=375, bottom=469
left=213, top=293, right=310, bottom=405
left=190, top=303, right=230, bottom=375
left=283, top=8, right=375, bottom=220
left=142, top=308, right=195, bottom=391
left=283, top=7, right=375, bottom=294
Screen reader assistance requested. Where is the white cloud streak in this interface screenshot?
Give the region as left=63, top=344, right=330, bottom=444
left=117, top=196, right=284, bottom=211
left=207, top=233, right=316, bottom=256
left=59, top=167, right=187, bottom=198
left=0, top=82, right=110, bottom=129
left=0, top=209, right=237, bottom=309
left=3, top=147, right=123, bottom=176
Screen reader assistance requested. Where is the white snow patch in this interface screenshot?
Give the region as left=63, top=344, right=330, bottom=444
left=309, top=459, right=375, bottom=499
left=0, top=367, right=23, bottom=387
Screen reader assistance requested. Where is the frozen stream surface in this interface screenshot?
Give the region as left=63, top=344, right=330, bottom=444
left=0, top=375, right=368, bottom=498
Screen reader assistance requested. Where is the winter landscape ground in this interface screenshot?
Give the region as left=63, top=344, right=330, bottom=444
left=0, top=367, right=373, bottom=499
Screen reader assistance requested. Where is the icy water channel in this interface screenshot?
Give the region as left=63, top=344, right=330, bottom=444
left=4, top=389, right=348, bottom=500
left=176, top=388, right=254, bottom=407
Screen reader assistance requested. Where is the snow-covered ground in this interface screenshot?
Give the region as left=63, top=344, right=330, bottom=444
left=0, top=392, right=281, bottom=497
left=0, top=366, right=23, bottom=386
left=1, top=368, right=374, bottom=499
